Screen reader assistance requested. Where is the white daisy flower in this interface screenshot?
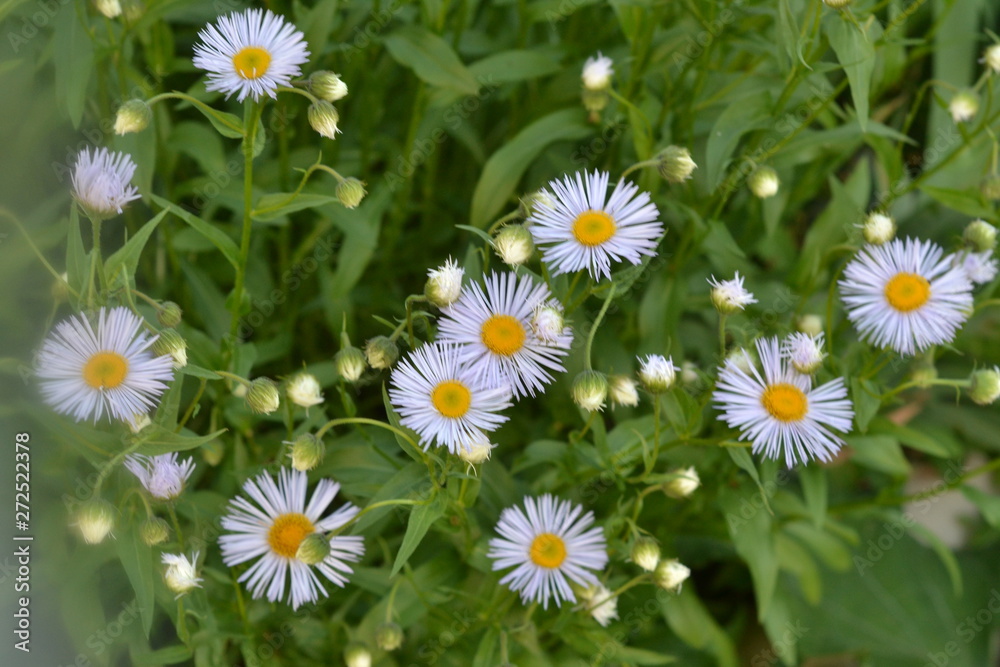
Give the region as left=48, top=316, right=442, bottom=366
left=124, top=453, right=195, bottom=500
left=286, top=372, right=324, bottom=409
left=71, top=147, right=140, bottom=219
left=637, top=354, right=678, bottom=393
left=487, top=495, right=608, bottom=608
left=839, top=238, right=974, bottom=355
left=388, top=343, right=512, bottom=454
left=425, top=257, right=464, bottom=308
left=712, top=337, right=854, bottom=466
left=530, top=301, right=566, bottom=342
left=35, top=307, right=174, bottom=423
left=582, top=52, right=614, bottom=90
left=162, top=552, right=202, bottom=598
left=579, top=583, right=618, bottom=627
left=951, top=250, right=998, bottom=285
left=708, top=272, right=757, bottom=313
left=219, top=468, right=365, bottom=610
left=782, top=332, right=826, bottom=374
left=527, top=171, right=663, bottom=280
left=193, top=9, right=310, bottom=103
left=438, top=272, right=573, bottom=400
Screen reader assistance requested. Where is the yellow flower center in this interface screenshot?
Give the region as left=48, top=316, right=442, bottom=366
left=884, top=272, right=930, bottom=313
left=431, top=380, right=472, bottom=419
left=529, top=533, right=567, bottom=568
left=481, top=314, right=526, bottom=357
left=761, top=383, right=808, bottom=422
left=572, top=210, right=617, bottom=247
left=82, top=351, right=129, bottom=389
left=232, top=47, right=272, bottom=80
left=267, top=513, right=314, bottom=558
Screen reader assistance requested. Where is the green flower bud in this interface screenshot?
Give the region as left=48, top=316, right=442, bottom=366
left=492, top=224, right=534, bottom=266
left=654, top=558, right=691, bottom=592
left=140, top=516, right=171, bottom=546
left=963, top=219, right=997, bottom=252
left=572, top=370, right=609, bottom=412
left=519, top=190, right=555, bottom=218
left=795, top=314, right=824, bottom=337
left=344, top=643, right=372, bottom=667
left=245, top=377, right=280, bottom=414
left=656, top=145, right=697, bottom=184
left=52, top=272, right=70, bottom=303
left=365, top=336, right=399, bottom=370
left=286, top=372, right=323, bottom=409
left=157, top=301, right=183, bottom=328
left=114, top=99, right=152, bottom=134
left=861, top=212, right=896, bottom=245
left=76, top=498, right=115, bottom=544
left=664, top=466, right=700, bottom=499
left=981, top=175, right=1000, bottom=201
left=630, top=537, right=660, bottom=572
left=309, top=71, right=348, bottom=102
left=336, top=177, right=367, bottom=209
left=581, top=87, right=609, bottom=113
left=375, top=622, right=404, bottom=651
left=152, top=328, right=187, bottom=369
left=424, top=258, right=464, bottom=308
left=295, top=533, right=331, bottom=565
left=748, top=166, right=779, bottom=198
left=308, top=100, right=340, bottom=139
left=949, top=91, right=979, bottom=123
left=287, top=433, right=324, bottom=472
left=95, top=0, right=122, bottom=19
left=201, top=439, right=225, bottom=466
left=968, top=367, right=1000, bottom=405
left=336, top=345, right=367, bottom=381
left=608, top=375, right=639, bottom=408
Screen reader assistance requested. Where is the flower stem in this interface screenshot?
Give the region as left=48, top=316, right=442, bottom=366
left=584, top=284, right=616, bottom=370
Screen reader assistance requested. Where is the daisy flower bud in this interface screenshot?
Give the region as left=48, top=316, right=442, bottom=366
left=708, top=272, right=757, bottom=314
left=664, top=467, right=700, bottom=499
left=981, top=175, right=1000, bottom=201
left=968, top=367, right=1000, bottom=405
left=518, top=190, right=556, bottom=218
left=656, top=145, right=697, bottom=184
left=572, top=370, right=608, bottom=412
left=126, top=413, right=152, bottom=434
left=157, top=301, right=183, bottom=328
left=795, top=314, right=824, bottom=337
left=76, top=498, right=115, bottom=544
left=72, top=147, right=140, bottom=220
left=637, top=354, right=678, bottom=393
left=309, top=70, right=348, bottom=102
left=964, top=219, right=997, bottom=252
left=530, top=302, right=566, bottom=342
left=335, top=345, right=367, bottom=381
left=140, top=517, right=171, bottom=546
left=115, top=99, right=152, bottom=135
left=365, top=336, right=399, bottom=370
left=125, top=453, right=195, bottom=501
left=458, top=434, right=495, bottom=466
left=783, top=332, right=826, bottom=374
left=336, top=177, right=366, bottom=209
left=630, top=537, right=660, bottom=572
left=295, top=533, right=332, bottom=565
left=308, top=100, right=341, bottom=139
left=861, top=212, right=896, bottom=245
left=152, top=329, right=187, bottom=369
left=425, top=258, right=464, bottom=308
left=162, top=552, right=202, bottom=597
left=983, top=44, right=1000, bottom=74
left=95, top=0, right=122, bottom=19
left=654, top=558, right=691, bottom=592
left=245, top=377, right=280, bottom=414
left=579, top=583, right=619, bottom=627
left=492, top=224, right=535, bottom=266
left=344, top=643, right=372, bottom=667
left=286, top=372, right=323, bottom=409
left=949, top=91, right=979, bottom=123
left=375, top=622, right=404, bottom=651
left=608, top=375, right=639, bottom=408
left=748, top=166, right=779, bottom=198
left=287, top=433, right=324, bottom=472
left=681, top=361, right=700, bottom=387
left=582, top=52, right=613, bottom=91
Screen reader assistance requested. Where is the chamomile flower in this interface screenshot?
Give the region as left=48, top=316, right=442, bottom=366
left=125, top=453, right=195, bottom=501
left=438, top=272, right=573, bottom=399
left=388, top=343, right=512, bottom=454
left=708, top=272, right=757, bottom=313
left=36, top=307, right=174, bottom=423
left=712, top=337, right=854, bottom=466
left=219, top=468, right=365, bottom=610
left=193, top=9, right=310, bottom=103
left=487, top=495, right=608, bottom=608
left=951, top=250, right=998, bottom=285
left=839, top=238, right=974, bottom=355
left=527, top=171, right=663, bottom=280
left=71, top=148, right=140, bottom=219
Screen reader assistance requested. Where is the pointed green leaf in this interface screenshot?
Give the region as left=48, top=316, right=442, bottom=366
left=384, top=26, right=480, bottom=95
left=391, top=491, right=447, bottom=576
left=150, top=193, right=240, bottom=268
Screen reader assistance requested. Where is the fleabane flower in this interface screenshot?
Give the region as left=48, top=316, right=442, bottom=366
left=36, top=307, right=174, bottom=422
left=709, top=272, right=757, bottom=313
left=389, top=343, right=512, bottom=454
left=286, top=372, right=324, bottom=409
left=949, top=91, right=979, bottom=123
left=487, top=495, right=608, bottom=608
left=579, top=584, right=618, bottom=627
left=712, top=337, right=854, bottom=466
left=71, top=148, right=140, bottom=219
left=782, top=332, right=826, bottom=374
left=530, top=301, right=566, bottom=342
left=527, top=171, right=663, bottom=280
left=193, top=9, right=310, bottom=102
left=162, top=552, right=202, bottom=597
left=839, top=238, right=974, bottom=355
left=637, top=354, right=677, bottom=393
left=951, top=250, right=998, bottom=285
left=125, top=453, right=195, bottom=500
left=983, top=44, right=1000, bottom=74
left=581, top=53, right=613, bottom=90
left=425, top=257, right=464, bottom=308
left=438, top=272, right=573, bottom=399
left=219, top=468, right=365, bottom=610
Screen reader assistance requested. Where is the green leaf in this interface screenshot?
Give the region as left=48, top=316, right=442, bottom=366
left=391, top=491, right=447, bottom=576
left=252, top=193, right=339, bottom=222
left=661, top=585, right=738, bottom=667
left=776, top=533, right=823, bottom=604
left=180, top=95, right=243, bottom=139
left=179, top=364, right=221, bottom=380
left=116, top=527, right=155, bottom=637
left=706, top=92, right=772, bottom=189
left=869, top=417, right=952, bottom=458
left=961, top=485, right=1000, bottom=530
left=827, top=14, right=877, bottom=131
left=470, top=108, right=591, bottom=227
left=132, top=645, right=193, bottom=666
left=906, top=522, right=962, bottom=597
left=851, top=377, right=881, bottom=433
left=66, top=207, right=87, bottom=299
left=104, top=209, right=169, bottom=287
left=135, top=426, right=227, bottom=456
left=472, top=627, right=500, bottom=667
left=847, top=435, right=911, bottom=476
left=467, top=49, right=561, bottom=84
left=727, top=447, right=772, bottom=514
left=150, top=193, right=240, bottom=268
left=720, top=486, right=778, bottom=619
left=383, top=26, right=480, bottom=95
left=54, top=6, right=94, bottom=128
left=351, top=463, right=428, bottom=534
left=799, top=465, right=828, bottom=528
left=920, top=186, right=994, bottom=219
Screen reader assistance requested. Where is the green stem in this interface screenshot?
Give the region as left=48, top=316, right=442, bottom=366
left=718, top=313, right=728, bottom=357
left=486, top=210, right=522, bottom=235
left=167, top=503, right=185, bottom=550
left=620, top=159, right=658, bottom=182
left=1, top=208, right=79, bottom=298
left=584, top=284, right=616, bottom=370
left=880, top=377, right=971, bottom=402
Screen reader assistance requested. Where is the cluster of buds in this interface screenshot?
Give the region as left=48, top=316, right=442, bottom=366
left=306, top=71, right=348, bottom=140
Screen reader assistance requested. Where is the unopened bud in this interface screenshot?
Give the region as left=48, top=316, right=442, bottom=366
left=308, top=101, right=341, bottom=139
left=286, top=372, right=323, bottom=409
left=654, top=558, right=691, bottom=592
left=748, top=166, right=779, bottom=198
left=287, top=433, right=324, bottom=471
left=309, top=71, right=348, bottom=102
left=664, top=467, right=700, bottom=498
left=365, top=336, right=398, bottom=370
left=295, top=533, right=331, bottom=565
left=140, top=516, right=170, bottom=546
left=336, top=178, right=366, bottom=209
left=637, top=354, right=677, bottom=393
left=344, top=643, right=372, bottom=667
left=245, top=377, right=280, bottom=414
left=963, top=219, right=997, bottom=252
left=608, top=375, right=639, bottom=408
left=375, top=622, right=404, bottom=651
left=336, top=345, right=367, bottom=381
left=114, top=99, right=152, bottom=134
left=572, top=370, right=608, bottom=412
left=861, top=212, right=896, bottom=245
left=95, top=0, right=122, bottom=19
left=492, top=224, right=534, bottom=266
left=949, top=91, right=979, bottom=123
left=630, top=537, right=660, bottom=572
left=969, top=367, right=1000, bottom=405
left=76, top=498, right=115, bottom=544
left=656, top=145, right=697, bottom=183
left=425, top=258, right=464, bottom=308
left=153, top=329, right=187, bottom=368
left=157, top=301, right=183, bottom=328
left=795, top=314, right=824, bottom=337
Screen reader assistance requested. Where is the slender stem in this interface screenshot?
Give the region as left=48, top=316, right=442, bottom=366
left=214, top=370, right=251, bottom=387
left=718, top=313, right=728, bottom=357
left=167, top=503, right=185, bottom=550
left=1, top=208, right=79, bottom=297
left=177, top=378, right=207, bottom=431
left=486, top=210, right=521, bottom=235
left=385, top=578, right=402, bottom=623
left=584, top=284, right=616, bottom=370
left=89, top=213, right=107, bottom=296
left=228, top=101, right=263, bottom=364
left=880, top=377, right=971, bottom=401
left=94, top=438, right=145, bottom=495
left=620, top=160, right=658, bottom=182
left=645, top=398, right=661, bottom=476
